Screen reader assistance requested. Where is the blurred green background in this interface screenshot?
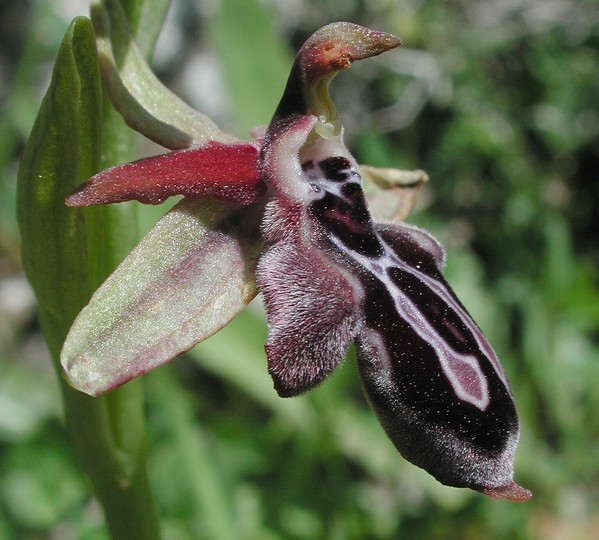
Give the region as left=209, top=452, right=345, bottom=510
left=1, top=0, right=598, bottom=538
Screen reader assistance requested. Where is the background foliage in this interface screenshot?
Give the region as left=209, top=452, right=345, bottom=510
left=1, top=0, right=598, bottom=538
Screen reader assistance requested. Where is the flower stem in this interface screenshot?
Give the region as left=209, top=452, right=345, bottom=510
left=62, top=381, right=160, bottom=540
left=17, top=12, right=163, bottom=538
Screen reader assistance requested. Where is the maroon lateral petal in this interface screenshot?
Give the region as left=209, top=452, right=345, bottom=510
left=66, top=142, right=264, bottom=207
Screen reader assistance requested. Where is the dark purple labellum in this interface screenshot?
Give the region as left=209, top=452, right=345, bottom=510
left=257, top=112, right=530, bottom=500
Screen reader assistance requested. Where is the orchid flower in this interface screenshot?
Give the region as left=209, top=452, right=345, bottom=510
left=62, top=2, right=531, bottom=502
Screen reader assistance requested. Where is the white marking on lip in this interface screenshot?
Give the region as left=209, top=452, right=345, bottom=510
left=303, top=151, right=508, bottom=409
left=330, top=233, right=494, bottom=411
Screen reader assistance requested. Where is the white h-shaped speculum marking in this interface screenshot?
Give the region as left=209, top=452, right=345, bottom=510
left=338, top=234, right=492, bottom=410
left=307, top=158, right=508, bottom=410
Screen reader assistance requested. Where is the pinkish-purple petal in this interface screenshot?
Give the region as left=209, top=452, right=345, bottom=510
left=258, top=218, right=362, bottom=397
left=66, top=142, right=264, bottom=207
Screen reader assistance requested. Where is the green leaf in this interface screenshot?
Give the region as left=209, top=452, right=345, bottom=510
left=17, top=16, right=103, bottom=348
left=92, top=0, right=236, bottom=148
left=62, top=199, right=262, bottom=396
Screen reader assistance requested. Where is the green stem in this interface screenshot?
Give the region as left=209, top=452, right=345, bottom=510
left=63, top=382, right=160, bottom=540
left=38, top=304, right=159, bottom=539
left=16, top=3, right=169, bottom=536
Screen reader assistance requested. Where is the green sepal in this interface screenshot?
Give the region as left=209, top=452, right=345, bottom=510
left=62, top=199, right=262, bottom=396
left=17, top=16, right=103, bottom=341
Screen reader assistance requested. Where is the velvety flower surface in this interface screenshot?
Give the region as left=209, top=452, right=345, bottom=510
left=62, top=9, right=531, bottom=501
